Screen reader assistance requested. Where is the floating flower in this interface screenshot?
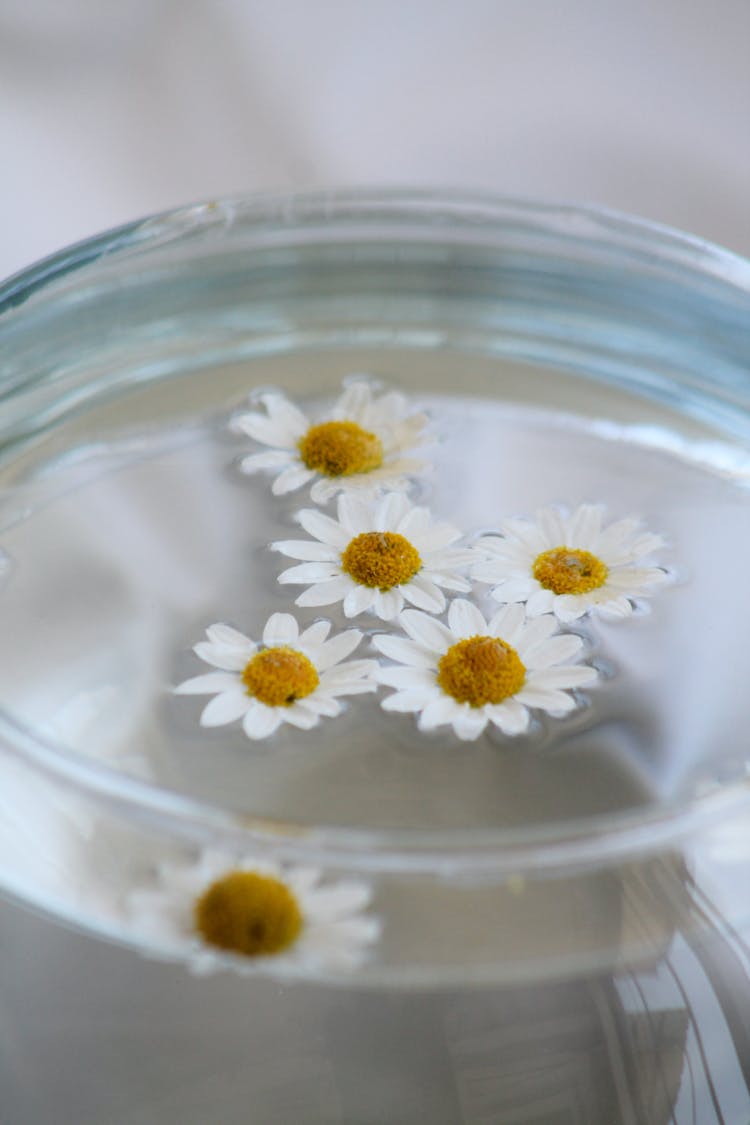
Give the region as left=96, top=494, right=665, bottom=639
left=272, top=493, right=476, bottom=621
left=233, top=378, right=429, bottom=503
left=473, top=504, right=669, bottom=622
left=175, top=615, right=377, bottom=740
left=126, top=851, right=381, bottom=974
left=373, top=598, right=597, bottom=741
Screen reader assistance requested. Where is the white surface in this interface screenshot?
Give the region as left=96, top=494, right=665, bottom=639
left=1, top=0, right=749, bottom=279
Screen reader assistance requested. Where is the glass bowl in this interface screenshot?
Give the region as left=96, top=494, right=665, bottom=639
left=1, top=190, right=749, bottom=1122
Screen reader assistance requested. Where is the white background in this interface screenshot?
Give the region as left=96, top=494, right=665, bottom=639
left=1, top=0, right=749, bottom=278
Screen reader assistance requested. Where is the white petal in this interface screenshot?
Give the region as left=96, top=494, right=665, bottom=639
left=313, top=630, right=363, bottom=670
left=487, top=700, right=530, bottom=735
left=480, top=575, right=536, bottom=602
left=396, top=505, right=432, bottom=539
left=175, top=672, right=239, bottom=695
left=271, top=540, right=339, bottom=562
left=605, top=567, right=668, bottom=591
left=260, top=393, right=309, bottom=438
left=553, top=596, right=590, bottom=622
left=417, top=696, right=459, bottom=730
left=448, top=598, right=487, bottom=638
left=515, top=687, right=576, bottom=714
left=522, top=634, right=583, bottom=669
left=498, top=518, right=547, bottom=555
left=377, top=492, right=412, bottom=530
left=262, top=613, right=299, bottom=647
left=531, top=664, right=597, bottom=689
left=319, top=659, right=378, bottom=688
left=304, top=881, right=372, bottom=922
left=376, top=666, right=436, bottom=690
left=487, top=602, right=526, bottom=644
left=193, top=642, right=251, bottom=671
left=242, top=704, right=284, bottom=739
left=343, top=585, right=377, bottom=617
left=564, top=504, right=603, bottom=548
left=373, top=588, right=404, bottom=620
left=295, top=578, right=351, bottom=607
left=337, top=493, right=374, bottom=535
left=536, top=507, right=567, bottom=546
left=278, top=562, right=342, bottom=584
left=401, top=577, right=444, bottom=614
left=200, top=691, right=250, bottom=727
left=296, top=508, right=351, bottom=548
left=205, top=624, right=254, bottom=649
left=592, top=596, right=633, bottom=620
left=591, top=516, right=640, bottom=556
left=528, top=661, right=598, bottom=688
left=299, top=620, right=331, bottom=646
left=235, top=412, right=298, bottom=449
left=333, top=379, right=373, bottom=422
left=281, top=705, right=320, bottom=731
left=516, top=614, right=559, bottom=649
left=399, top=610, right=454, bottom=653
left=381, top=689, right=435, bottom=713
left=272, top=464, right=315, bottom=496
left=238, top=450, right=294, bottom=472
left=525, top=588, right=557, bottom=616
left=452, top=709, right=489, bottom=741
left=371, top=634, right=436, bottom=668
left=296, top=694, right=342, bottom=718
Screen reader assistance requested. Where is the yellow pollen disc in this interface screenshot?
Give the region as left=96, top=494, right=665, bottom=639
left=532, top=546, right=609, bottom=595
left=437, top=635, right=526, bottom=708
left=194, top=871, right=303, bottom=957
left=298, top=420, right=384, bottom=477
left=341, top=531, right=422, bottom=590
left=241, top=647, right=319, bottom=707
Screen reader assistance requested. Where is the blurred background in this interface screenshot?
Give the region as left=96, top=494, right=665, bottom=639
left=1, top=0, right=749, bottom=280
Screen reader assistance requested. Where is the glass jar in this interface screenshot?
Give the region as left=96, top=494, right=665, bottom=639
left=1, top=191, right=749, bottom=1123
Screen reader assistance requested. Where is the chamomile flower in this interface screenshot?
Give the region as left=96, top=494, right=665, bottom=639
left=175, top=614, right=377, bottom=740
left=272, top=493, right=476, bottom=621
left=126, top=851, right=381, bottom=975
left=473, top=504, right=670, bottom=622
left=233, top=377, right=429, bottom=503
left=373, top=598, right=597, bottom=741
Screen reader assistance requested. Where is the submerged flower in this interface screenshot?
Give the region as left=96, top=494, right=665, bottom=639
left=126, top=851, right=381, bottom=974
left=175, top=615, right=377, bottom=740
left=373, top=598, right=597, bottom=741
left=233, top=378, right=429, bottom=503
left=473, top=504, right=669, bottom=622
left=272, top=493, right=476, bottom=621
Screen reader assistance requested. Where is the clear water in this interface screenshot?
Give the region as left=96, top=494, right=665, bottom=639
left=1, top=348, right=748, bottom=837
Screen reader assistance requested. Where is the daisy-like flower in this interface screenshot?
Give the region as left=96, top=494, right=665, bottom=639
left=272, top=493, right=476, bottom=621
left=126, top=851, right=381, bottom=975
left=175, top=614, right=377, bottom=740
left=233, top=377, right=429, bottom=503
left=473, top=504, right=670, bottom=622
left=373, top=598, right=597, bottom=741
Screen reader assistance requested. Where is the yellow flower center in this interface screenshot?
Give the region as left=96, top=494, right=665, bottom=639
left=437, top=635, right=526, bottom=707
left=341, top=531, right=422, bottom=590
left=194, top=871, right=303, bottom=957
left=532, top=546, right=609, bottom=595
left=298, top=420, right=384, bottom=477
left=241, top=647, right=319, bottom=707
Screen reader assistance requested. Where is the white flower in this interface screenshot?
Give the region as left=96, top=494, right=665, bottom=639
left=233, top=377, right=429, bottom=503
left=175, top=614, right=377, bottom=740
left=373, top=598, right=597, bottom=742
left=473, top=504, right=670, bottom=622
left=272, top=493, right=476, bottom=621
left=126, top=851, right=381, bottom=975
